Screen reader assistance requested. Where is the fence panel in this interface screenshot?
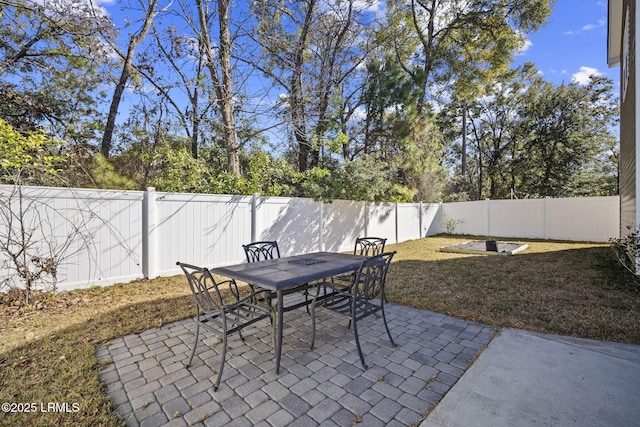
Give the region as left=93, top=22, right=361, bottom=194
left=367, top=203, right=397, bottom=243
left=488, top=199, right=546, bottom=239
left=441, top=197, right=619, bottom=242
left=0, top=186, right=144, bottom=292
left=155, top=193, right=253, bottom=277
left=79, top=189, right=144, bottom=287
left=323, top=200, right=366, bottom=253
left=423, top=203, right=442, bottom=236
left=256, top=196, right=321, bottom=256
left=442, top=201, right=488, bottom=235
left=545, top=197, right=620, bottom=241
left=397, top=203, right=422, bottom=242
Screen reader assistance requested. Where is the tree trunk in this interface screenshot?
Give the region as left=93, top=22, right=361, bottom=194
left=461, top=101, right=467, bottom=176
left=101, top=0, right=159, bottom=158
left=218, top=0, right=240, bottom=175
left=197, top=0, right=240, bottom=175
left=291, top=0, right=316, bottom=172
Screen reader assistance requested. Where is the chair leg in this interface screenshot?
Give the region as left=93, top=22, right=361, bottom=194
left=304, top=286, right=311, bottom=315
left=381, top=303, right=396, bottom=347
left=270, top=311, right=277, bottom=353
left=310, top=303, right=317, bottom=350
left=214, top=333, right=228, bottom=392
left=352, top=314, right=368, bottom=370
left=309, top=285, right=321, bottom=349
left=187, top=318, right=200, bottom=367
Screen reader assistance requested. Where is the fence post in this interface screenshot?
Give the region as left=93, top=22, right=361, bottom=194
left=319, top=200, right=324, bottom=252
left=364, top=202, right=369, bottom=236
left=419, top=202, right=423, bottom=238
left=395, top=202, right=399, bottom=243
left=142, top=187, right=157, bottom=279
left=486, top=198, right=491, bottom=237
left=544, top=196, right=550, bottom=240
left=251, top=193, right=259, bottom=243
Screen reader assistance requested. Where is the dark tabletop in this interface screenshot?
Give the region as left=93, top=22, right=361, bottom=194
left=211, top=252, right=367, bottom=290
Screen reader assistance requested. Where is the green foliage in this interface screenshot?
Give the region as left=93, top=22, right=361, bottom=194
left=392, top=117, right=448, bottom=202
left=440, top=65, right=619, bottom=200
left=113, top=139, right=215, bottom=193
left=296, top=156, right=415, bottom=202
left=87, top=154, right=137, bottom=190
left=147, top=145, right=213, bottom=193
left=383, top=0, right=553, bottom=110
left=0, top=118, right=67, bottom=185
left=0, top=3, right=112, bottom=145
left=358, top=53, right=447, bottom=202
left=235, top=151, right=297, bottom=196
left=516, top=75, right=619, bottom=197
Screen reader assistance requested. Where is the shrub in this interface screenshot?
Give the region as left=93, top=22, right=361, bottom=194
left=611, top=226, right=640, bottom=284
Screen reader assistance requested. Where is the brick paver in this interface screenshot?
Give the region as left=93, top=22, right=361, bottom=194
left=96, top=294, right=496, bottom=426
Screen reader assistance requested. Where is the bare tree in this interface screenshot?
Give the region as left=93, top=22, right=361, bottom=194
left=251, top=0, right=367, bottom=172
left=0, top=185, right=92, bottom=304
left=195, top=0, right=240, bottom=174
left=100, top=0, right=170, bottom=158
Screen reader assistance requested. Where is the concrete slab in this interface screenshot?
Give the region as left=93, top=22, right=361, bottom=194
left=422, top=329, right=640, bottom=427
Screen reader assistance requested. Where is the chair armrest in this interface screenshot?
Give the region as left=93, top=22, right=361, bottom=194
left=232, top=288, right=274, bottom=311
left=331, top=273, right=355, bottom=291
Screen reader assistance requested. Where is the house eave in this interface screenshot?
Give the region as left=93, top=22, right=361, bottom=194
left=608, top=0, right=623, bottom=67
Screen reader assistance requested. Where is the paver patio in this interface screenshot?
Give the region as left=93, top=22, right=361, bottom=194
left=96, top=294, right=496, bottom=426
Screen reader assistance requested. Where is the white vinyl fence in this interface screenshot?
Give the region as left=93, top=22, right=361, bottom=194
left=0, top=185, right=619, bottom=292
left=440, top=197, right=620, bottom=242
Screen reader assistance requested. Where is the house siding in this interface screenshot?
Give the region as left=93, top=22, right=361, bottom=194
left=620, top=0, right=637, bottom=236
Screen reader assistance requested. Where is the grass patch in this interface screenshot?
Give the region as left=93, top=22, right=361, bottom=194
left=385, top=236, right=640, bottom=343
left=0, top=235, right=639, bottom=426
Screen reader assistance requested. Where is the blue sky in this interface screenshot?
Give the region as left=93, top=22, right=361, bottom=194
left=513, top=0, right=617, bottom=88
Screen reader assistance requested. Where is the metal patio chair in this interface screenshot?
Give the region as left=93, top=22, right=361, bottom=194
left=354, top=237, right=387, bottom=256
left=242, top=240, right=281, bottom=263
left=242, top=240, right=281, bottom=304
left=332, top=237, right=387, bottom=288
left=243, top=240, right=312, bottom=312
left=177, top=262, right=275, bottom=391
left=310, top=251, right=397, bottom=369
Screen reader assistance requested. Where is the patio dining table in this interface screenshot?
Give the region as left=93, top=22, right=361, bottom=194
left=210, top=251, right=368, bottom=374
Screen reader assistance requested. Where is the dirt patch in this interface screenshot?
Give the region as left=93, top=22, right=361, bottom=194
left=0, top=288, right=100, bottom=321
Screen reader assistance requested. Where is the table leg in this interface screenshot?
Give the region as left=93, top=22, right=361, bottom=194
left=275, top=290, right=284, bottom=374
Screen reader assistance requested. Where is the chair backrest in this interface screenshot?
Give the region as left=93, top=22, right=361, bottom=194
left=352, top=251, right=395, bottom=301
left=243, top=241, right=281, bottom=262
left=354, top=237, right=387, bottom=256
left=177, top=262, right=224, bottom=313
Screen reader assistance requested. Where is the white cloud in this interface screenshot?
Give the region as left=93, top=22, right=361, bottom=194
left=581, top=18, right=606, bottom=31
left=354, top=0, right=384, bottom=16
left=516, top=38, right=533, bottom=55
left=565, top=18, right=606, bottom=35
left=350, top=105, right=367, bottom=122
left=571, top=66, right=602, bottom=85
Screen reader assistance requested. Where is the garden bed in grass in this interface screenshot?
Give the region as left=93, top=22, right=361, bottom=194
left=440, top=240, right=529, bottom=256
